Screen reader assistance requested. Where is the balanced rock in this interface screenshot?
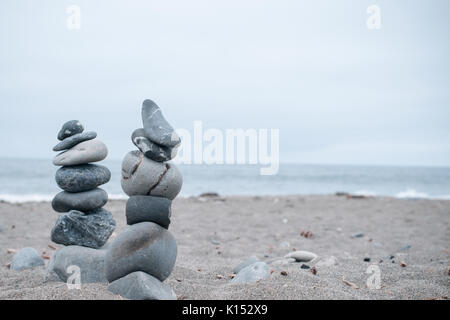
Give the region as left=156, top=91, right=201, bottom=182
left=132, top=128, right=178, bottom=162
left=231, top=262, right=270, bottom=284
left=141, top=99, right=180, bottom=148
left=11, top=247, right=45, bottom=271
left=126, top=195, right=171, bottom=228
left=53, top=139, right=108, bottom=166
left=105, top=222, right=177, bottom=282
left=53, top=131, right=97, bottom=152
left=52, top=188, right=108, bottom=212
left=45, top=245, right=108, bottom=283
left=56, top=164, right=111, bottom=193
left=121, top=150, right=182, bottom=200
left=108, top=271, right=176, bottom=300
left=51, top=208, right=115, bottom=248
left=57, top=120, right=84, bottom=141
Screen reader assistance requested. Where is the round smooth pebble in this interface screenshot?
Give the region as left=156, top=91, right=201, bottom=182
left=50, top=208, right=116, bottom=248
left=233, top=256, right=260, bottom=274
left=126, top=195, right=171, bottom=228
left=53, top=131, right=97, bottom=152
left=57, top=120, right=84, bottom=141
left=11, top=247, right=45, bottom=271
left=53, top=139, right=107, bottom=166
left=121, top=150, right=182, bottom=200
left=132, top=128, right=178, bottom=162
left=108, top=271, right=176, bottom=300
left=105, top=222, right=177, bottom=282
left=55, top=164, right=111, bottom=193
left=141, top=99, right=180, bottom=148
left=284, top=250, right=318, bottom=262
left=231, top=262, right=270, bottom=284
left=52, top=188, right=108, bottom=213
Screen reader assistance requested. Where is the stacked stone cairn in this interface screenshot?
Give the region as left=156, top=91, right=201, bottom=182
left=50, top=121, right=115, bottom=249
left=104, top=99, right=182, bottom=300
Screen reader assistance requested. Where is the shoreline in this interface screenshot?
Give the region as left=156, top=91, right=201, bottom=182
left=1, top=195, right=449, bottom=299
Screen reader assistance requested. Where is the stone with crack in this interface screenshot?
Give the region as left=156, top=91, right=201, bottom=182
left=121, top=150, right=182, bottom=200
left=132, top=128, right=178, bottom=162
left=141, top=99, right=180, bottom=148
left=104, top=222, right=177, bottom=282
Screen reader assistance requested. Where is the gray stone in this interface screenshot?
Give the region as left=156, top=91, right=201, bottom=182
left=141, top=99, right=180, bottom=148
left=55, top=164, right=111, bottom=193
left=121, top=150, right=182, bottom=200
left=231, top=262, right=270, bottom=284
left=126, top=195, right=171, bottom=228
left=45, top=245, right=108, bottom=283
left=350, top=232, right=365, bottom=238
left=50, top=208, right=116, bottom=248
left=316, top=256, right=338, bottom=267
left=284, top=250, right=318, bottom=262
left=132, top=128, right=178, bottom=162
left=11, top=247, right=45, bottom=271
left=57, top=120, right=84, bottom=141
left=108, top=271, right=176, bottom=300
left=233, top=256, right=260, bottom=274
left=105, top=222, right=177, bottom=282
left=53, top=131, right=97, bottom=152
left=52, top=188, right=108, bottom=212
left=53, top=139, right=108, bottom=166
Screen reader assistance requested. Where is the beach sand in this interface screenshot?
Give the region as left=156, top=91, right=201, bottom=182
left=0, top=195, right=449, bottom=300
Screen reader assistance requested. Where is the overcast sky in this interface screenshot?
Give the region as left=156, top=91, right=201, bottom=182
left=1, top=0, right=449, bottom=166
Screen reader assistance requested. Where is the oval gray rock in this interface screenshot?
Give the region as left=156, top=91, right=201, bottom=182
left=233, top=256, right=260, bottom=274
left=56, top=164, right=111, bottom=193
left=108, top=271, right=176, bottom=300
left=231, top=262, right=270, bottom=284
left=141, top=99, right=180, bottom=148
left=53, top=139, right=108, bottom=166
left=132, top=128, right=178, bottom=162
left=284, top=250, right=318, bottom=262
left=45, top=245, right=109, bottom=283
left=50, top=208, right=116, bottom=248
left=52, top=188, right=108, bottom=212
left=121, top=150, right=182, bottom=199
left=11, top=247, right=45, bottom=271
left=126, top=195, right=171, bottom=228
left=53, top=131, right=97, bottom=152
left=57, top=120, right=84, bottom=141
left=105, top=222, right=177, bottom=282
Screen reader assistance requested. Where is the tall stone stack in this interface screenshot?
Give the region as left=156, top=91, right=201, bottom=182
left=104, top=99, right=182, bottom=300
left=50, top=120, right=116, bottom=249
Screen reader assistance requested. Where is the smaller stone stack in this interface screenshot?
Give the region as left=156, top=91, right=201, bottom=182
left=50, top=120, right=115, bottom=249
left=105, top=99, right=182, bottom=300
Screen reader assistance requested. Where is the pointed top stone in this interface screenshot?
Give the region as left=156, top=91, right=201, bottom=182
left=57, top=120, right=84, bottom=141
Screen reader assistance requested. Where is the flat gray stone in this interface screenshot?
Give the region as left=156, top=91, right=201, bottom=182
left=11, top=247, right=44, bottom=271
left=126, top=195, right=171, bottom=228
left=51, top=208, right=116, bottom=248
left=53, top=139, right=108, bottom=166
left=108, top=271, right=176, bottom=300
left=55, top=164, right=111, bottom=193
left=57, top=120, right=84, bottom=141
left=141, top=99, right=180, bottom=148
left=45, top=245, right=108, bottom=283
left=132, top=128, right=178, bottom=162
left=233, top=256, right=260, bottom=274
left=284, top=250, right=318, bottom=262
left=105, top=222, right=177, bottom=282
left=53, top=131, right=97, bottom=152
left=121, top=151, right=182, bottom=200
left=231, top=262, right=270, bottom=284
left=52, top=188, right=108, bottom=212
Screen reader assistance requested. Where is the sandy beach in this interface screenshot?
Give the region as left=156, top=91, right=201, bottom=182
left=0, top=195, right=448, bottom=300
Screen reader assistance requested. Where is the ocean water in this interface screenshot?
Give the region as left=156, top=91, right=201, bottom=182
left=0, top=158, right=449, bottom=202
